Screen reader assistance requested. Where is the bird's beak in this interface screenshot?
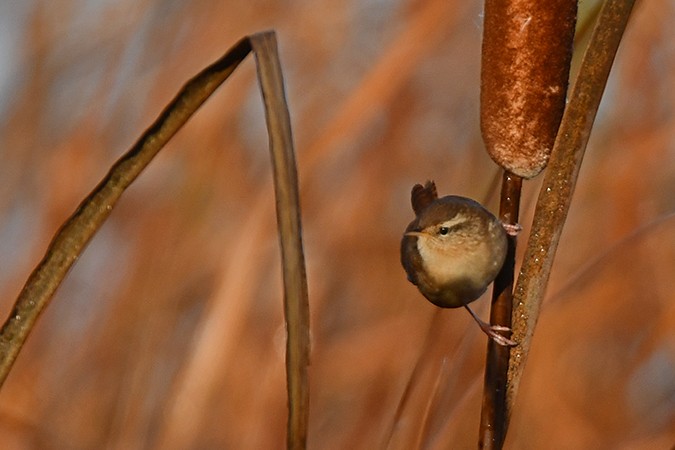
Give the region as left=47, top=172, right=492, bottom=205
left=404, top=231, right=425, bottom=237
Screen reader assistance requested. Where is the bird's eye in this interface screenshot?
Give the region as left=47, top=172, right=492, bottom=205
left=438, top=227, right=449, bottom=235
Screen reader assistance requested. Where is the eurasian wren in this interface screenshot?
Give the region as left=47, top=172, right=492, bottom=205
left=400, top=181, right=517, bottom=346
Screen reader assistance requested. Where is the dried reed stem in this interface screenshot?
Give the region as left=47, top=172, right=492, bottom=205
left=506, top=0, right=636, bottom=426
left=0, top=30, right=311, bottom=450
left=479, top=172, right=521, bottom=449
left=250, top=32, right=310, bottom=450
left=0, top=37, right=252, bottom=386
left=478, top=1, right=576, bottom=447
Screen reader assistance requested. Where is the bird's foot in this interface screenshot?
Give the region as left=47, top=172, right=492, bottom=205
left=463, top=304, right=517, bottom=346
left=502, top=222, right=523, bottom=237
left=478, top=321, right=518, bottom=347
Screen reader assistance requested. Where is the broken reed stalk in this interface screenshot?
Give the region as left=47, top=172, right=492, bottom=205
left=0, top=31, right=310, bottom=449
left=506, top=0, right=636, bottom=425
left=478, top=1, right=577, bottom=448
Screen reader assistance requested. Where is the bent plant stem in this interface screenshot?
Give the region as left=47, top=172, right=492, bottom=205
left=1, top=30, right=310, bottom=449
left=479, top=172, right=521, bottom=449
left=506, top=0, right=636, bottom=425
left=0, top=36, right=253, bottom=387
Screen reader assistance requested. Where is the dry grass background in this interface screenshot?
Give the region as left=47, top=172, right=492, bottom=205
left=0, top=0, right=673, bottom=448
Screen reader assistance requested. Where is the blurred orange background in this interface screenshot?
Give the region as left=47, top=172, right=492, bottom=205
left=0, top=0, right=673, bottom=448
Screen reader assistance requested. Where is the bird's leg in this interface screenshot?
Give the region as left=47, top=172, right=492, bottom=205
left=463, top=304, right=517, bottom=347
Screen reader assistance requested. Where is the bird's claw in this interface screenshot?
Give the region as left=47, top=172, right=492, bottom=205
left=502, top=222, right=523, bottom=237
left=480, top=323, right=518, bottom=347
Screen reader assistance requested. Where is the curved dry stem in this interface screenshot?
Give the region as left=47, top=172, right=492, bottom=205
left=0, top=36, right=252, bottom=386
left=0, top=30, right=311, bottom=450
left=506, top=0, right=636, bottom=424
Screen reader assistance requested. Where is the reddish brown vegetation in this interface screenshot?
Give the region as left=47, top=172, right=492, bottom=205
left=0, top=1, right=672, bottom=448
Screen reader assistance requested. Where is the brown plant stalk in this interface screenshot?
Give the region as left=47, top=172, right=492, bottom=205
left=478, top=1, right=577, bottom=448
left=250, top=33, right=310, bottom=450
left=506, top=0, right=636, bottom=430
left=0, top=37, right=252, bottom=385
left=479, top=172, right=521, bottom=449
left=0, top=31, right=310, bottom=449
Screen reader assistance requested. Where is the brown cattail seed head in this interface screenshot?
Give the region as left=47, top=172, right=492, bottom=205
left=480, top=0, right=577, bottom=179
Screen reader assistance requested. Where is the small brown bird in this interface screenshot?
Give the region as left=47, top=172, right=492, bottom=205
left=400, top=181, right=517, bottom=346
